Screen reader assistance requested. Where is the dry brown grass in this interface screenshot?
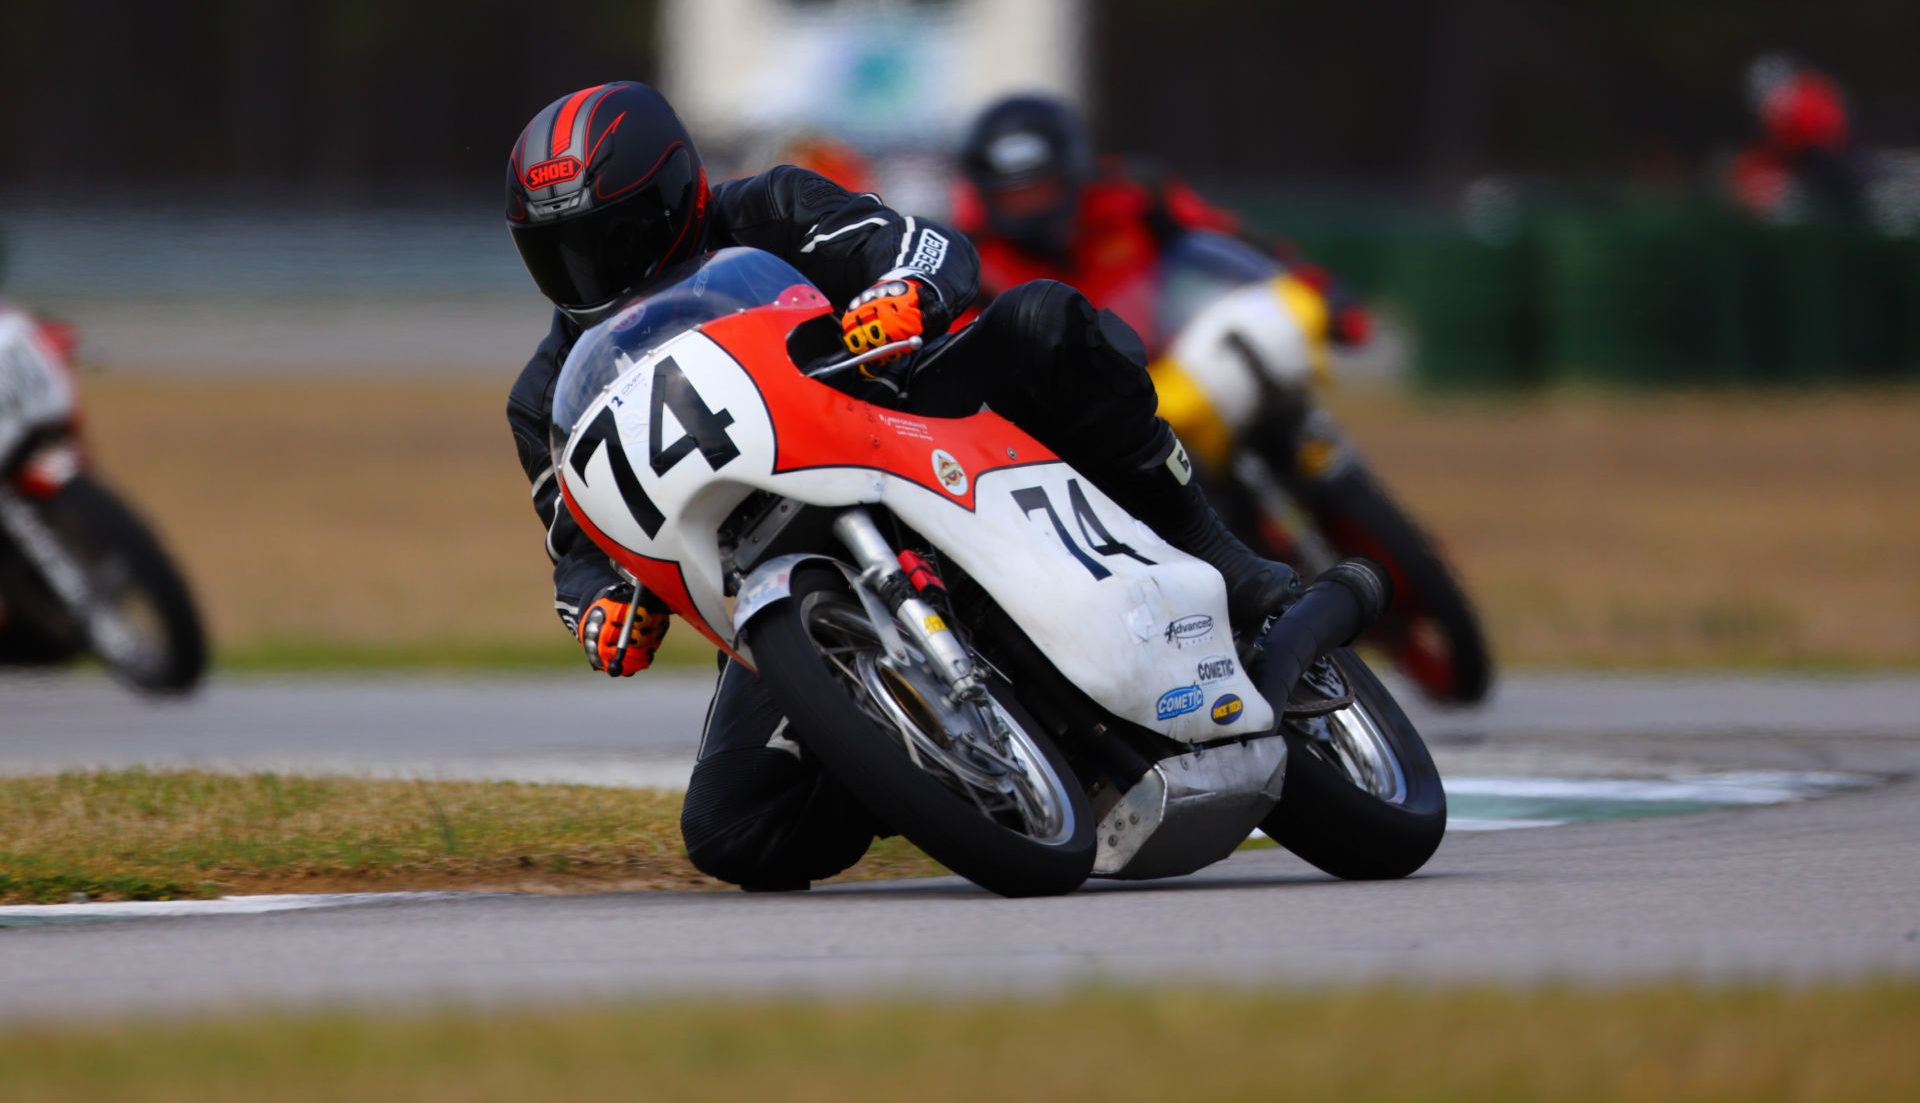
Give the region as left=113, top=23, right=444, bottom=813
left=1327, top=385, right=1920, bottom=669
left=80, top=377, right=559, bottom=655
left=76, top=377, right=1920, bottom=670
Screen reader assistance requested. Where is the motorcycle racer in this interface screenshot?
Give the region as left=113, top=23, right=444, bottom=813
left=953, top=94, right=1370, bottom=353
left=504, top=82, right=1297, bottom=891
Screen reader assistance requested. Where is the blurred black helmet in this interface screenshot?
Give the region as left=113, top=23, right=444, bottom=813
left=506, top=81, right=710, bottom=321
left=959, top=94, right=1093, bottom=253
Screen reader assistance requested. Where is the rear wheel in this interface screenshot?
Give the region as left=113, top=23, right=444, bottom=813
left=0, top=476, right=206, bottom=694
left=1314, top=472, right=1490, bottom=705
left=1259, top=649, right=1446, bottom=880
left=742, top=565, right=1094, bottom=897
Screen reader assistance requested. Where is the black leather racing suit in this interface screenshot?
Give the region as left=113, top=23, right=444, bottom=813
left=506, top=166, right=1166, bottom=890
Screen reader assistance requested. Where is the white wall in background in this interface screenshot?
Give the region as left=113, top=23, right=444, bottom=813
left=662, top=0, right=1086, bottom=146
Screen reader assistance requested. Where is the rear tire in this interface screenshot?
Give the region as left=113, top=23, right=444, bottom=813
left=1317, top=472, right=1489, bottom=705
left=742, top=565, right=1094, bottom=897
left=1259, top=649, right=1446, bottom=880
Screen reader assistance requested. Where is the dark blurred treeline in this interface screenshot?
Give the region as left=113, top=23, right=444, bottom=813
left=3, top=0, right=1918, bottom=200
left=1095, top=0, right=1920, bottom=192
left=0, top=0, right=662, bottom=204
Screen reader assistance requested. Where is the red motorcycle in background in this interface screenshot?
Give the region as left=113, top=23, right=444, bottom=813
left=0, top=300, right=205, bottom=694
left=1141, top=233, right=1492, bottom=706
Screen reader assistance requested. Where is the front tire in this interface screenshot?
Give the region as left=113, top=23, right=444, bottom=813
left=0, top=476, right=206, bottom=694
left=742, top=566, right=1095, bottom=897
left=1259, top=649, right=1445, bottom=880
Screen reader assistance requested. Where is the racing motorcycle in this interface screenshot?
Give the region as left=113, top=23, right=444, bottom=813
left=552, top=248, right=1444, bottom=897
left=0, top=300, right=206, bottom=694
left=1144, top=233, right=1492, bottom=705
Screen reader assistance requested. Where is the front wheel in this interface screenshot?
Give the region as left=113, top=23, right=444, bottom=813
left=0, top=476, right=207, bottom=694
left=742, top=565, right=1095, bottom=897
left=1259, top=648, right=1445, bottom=880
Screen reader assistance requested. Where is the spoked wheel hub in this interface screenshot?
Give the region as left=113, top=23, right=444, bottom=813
left=1290, top=657, right=1410, bottom=805
left=806, top=594, right=1075, bottom=847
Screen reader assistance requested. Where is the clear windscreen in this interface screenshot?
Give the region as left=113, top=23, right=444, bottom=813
left=1154, top=231, right=1283, bottom=343
left=549, top=248, right=822, bottom=451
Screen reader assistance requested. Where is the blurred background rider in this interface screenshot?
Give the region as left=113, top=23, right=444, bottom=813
left=951, top=93, right=1372, bottom=355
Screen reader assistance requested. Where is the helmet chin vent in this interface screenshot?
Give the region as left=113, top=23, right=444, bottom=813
left=528, top=193, right=585, bottom=219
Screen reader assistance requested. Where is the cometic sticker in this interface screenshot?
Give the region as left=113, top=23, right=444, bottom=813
left=1156, top=685, right=1205, bottom=720
left=1196, top=655, right=1235, bottom=683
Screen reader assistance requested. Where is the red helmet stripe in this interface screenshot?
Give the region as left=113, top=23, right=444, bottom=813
left=550, top=83, right=607, bottom=159
left=584, top=110, right=627, bottom=166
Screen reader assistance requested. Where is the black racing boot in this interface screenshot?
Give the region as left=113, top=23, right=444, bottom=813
left=1103, top=429, right=1301, bottom=633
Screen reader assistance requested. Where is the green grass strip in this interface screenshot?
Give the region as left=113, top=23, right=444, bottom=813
left=0, top=770, right=940, bottom=902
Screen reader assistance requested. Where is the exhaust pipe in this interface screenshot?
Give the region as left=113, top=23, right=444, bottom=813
left=1254, top=557, right=1393, bottom=710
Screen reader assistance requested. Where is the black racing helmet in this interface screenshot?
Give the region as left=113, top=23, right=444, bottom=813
left=506, top=81, right=710, bottom=320
left=959, top=94, right=1094, bottom=252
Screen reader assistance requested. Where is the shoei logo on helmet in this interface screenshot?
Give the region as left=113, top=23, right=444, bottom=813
left=524, top=155, right=583, bottom=190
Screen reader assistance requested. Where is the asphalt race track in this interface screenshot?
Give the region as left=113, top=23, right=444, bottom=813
left=2, top=672, right=1918, bottom=1018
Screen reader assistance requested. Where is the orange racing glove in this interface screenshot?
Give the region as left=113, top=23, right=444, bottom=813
left=840, top=278, right=925, bottom=380
left=577, top=583, right=671, bottom=677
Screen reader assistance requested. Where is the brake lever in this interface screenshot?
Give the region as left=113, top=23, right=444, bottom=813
left=606, top=566, right=642, bottom=678
left=804, top=336, right=923, bottom=379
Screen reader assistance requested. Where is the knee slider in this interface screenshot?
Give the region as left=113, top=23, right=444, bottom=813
left=679, top=746, right=872, bottom=887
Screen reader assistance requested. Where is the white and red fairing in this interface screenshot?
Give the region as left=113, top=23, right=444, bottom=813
left=0, top=301, right=84, bottom=497
left=555, top=281, right=1274, bottom=743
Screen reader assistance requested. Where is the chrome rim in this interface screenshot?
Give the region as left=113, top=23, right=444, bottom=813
left=1293, top=659, right=1409, bottom=804
left=84, top=558, right=171, bottom=682
left=800, top=590, right=1076, bottom=846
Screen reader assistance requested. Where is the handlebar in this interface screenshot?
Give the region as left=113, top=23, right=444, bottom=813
left=1253, top=557, right=1393, bottom=710
left=804, top=336, right=924, bottom=379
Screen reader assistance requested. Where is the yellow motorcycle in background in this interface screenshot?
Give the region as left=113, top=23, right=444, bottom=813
left=1146, top=233, right=1491, bottom=706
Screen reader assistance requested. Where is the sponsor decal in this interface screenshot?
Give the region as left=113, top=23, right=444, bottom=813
left=1165, top=439, right=1194, bottom=485
left=523, top=155, right=583, bottom=190
left=1165, top=614, right=1214, bottom=646
left=909, top=229, right=950, bottom=274
left=875, top=411, right=932, bottom=441
left=1196, top=655, right=1236, bottom=683
left=923, top=614, right=947, bottom=633
left=1210, top=694, right=1245, bottom=725
left=609, top=301, right=649, bottom=332
left=1156, top=685, right=1205, bottom=721
left=931, top=448, right=968, bottom=496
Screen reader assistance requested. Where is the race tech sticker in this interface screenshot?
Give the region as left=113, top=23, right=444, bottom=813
left=1210, top=694, right=1244, bottom=725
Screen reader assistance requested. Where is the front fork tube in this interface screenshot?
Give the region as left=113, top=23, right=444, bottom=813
left=0, top=484, right=136, bottom=663
left=831, top=509, right=985, bottom=703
